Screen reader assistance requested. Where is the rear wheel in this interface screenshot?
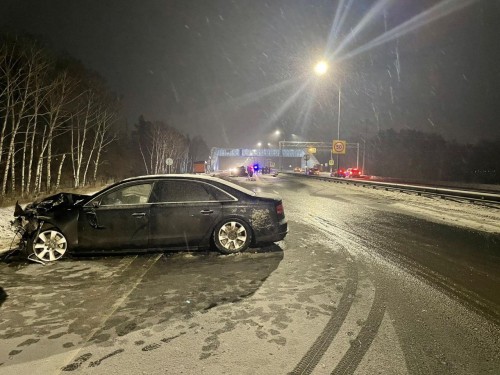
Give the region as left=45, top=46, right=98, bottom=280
left=213, top=219, right=251, bottom=254
left=29, top=228, right=68, bottom=262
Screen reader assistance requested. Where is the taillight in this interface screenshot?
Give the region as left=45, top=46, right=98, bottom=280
left=276, top=202, right=284, bottom=216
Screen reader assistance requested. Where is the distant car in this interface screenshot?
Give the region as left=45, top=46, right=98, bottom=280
left=345, top=168, right=361, bottom=178
left=307, top=168, right=320, bottom=176
left=230, top=166, right=247, bottom=177
left=12, top=175, right=288, bottom=262
left=331, top=168, right=346, bottom=177
left=293, top=167, right=302, bottom=173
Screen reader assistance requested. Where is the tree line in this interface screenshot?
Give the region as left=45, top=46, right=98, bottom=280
left=364, top=129, right=500, bottom=184
left=0, top=35, right=118, bottom=198
left=0, top=35, right=210, bottom=201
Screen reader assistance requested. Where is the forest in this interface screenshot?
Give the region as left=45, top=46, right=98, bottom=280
left=0, top=35, right=209, bottom=201
left=365, top=129, right=500, bottom=184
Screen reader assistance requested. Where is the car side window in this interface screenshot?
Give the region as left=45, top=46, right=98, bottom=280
left=152, top=180, right=216, bottom=203
left=100, top=183, right=153, bottom=206
left=204, top=184, right=236, bottom=201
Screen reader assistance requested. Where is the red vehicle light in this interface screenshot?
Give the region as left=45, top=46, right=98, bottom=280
left=276, top=203, right=284, bottom=216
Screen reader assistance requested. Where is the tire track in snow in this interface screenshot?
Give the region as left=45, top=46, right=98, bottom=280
left=289, top=246, right=358, bottom=375
left=290, top=214, right=387, bottom=375
left=316, top=213, right=500, bottom=327
left=331, top=283, right=386, bottom=375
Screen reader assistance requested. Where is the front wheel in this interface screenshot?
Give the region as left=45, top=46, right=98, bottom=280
left=29, top=228, right=68, bottom=262
left=213, top=219, right=252, bottom=254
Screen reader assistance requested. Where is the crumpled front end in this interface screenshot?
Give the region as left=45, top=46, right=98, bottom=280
left=9, top=193, right=88, bottom=259
left=13, top=199, right=36, bottom=229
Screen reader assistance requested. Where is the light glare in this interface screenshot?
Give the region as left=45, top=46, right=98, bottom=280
left=314, top=61, right=328, bottom=76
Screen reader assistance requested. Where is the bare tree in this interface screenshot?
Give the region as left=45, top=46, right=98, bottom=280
left=91, top=107, right=117, bottom=184
left=0, top=43, right=45, bottom=196
left=0, top=37, right=124, bottom=197
left=32, top=71, right=75, bottom=194
left=70, top=89, right=97, bottom=188
left=136, top=119, right=189, bottom=175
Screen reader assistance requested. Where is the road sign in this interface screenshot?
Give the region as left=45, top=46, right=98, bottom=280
left=332, top=140, right=346, bottom=154
left=308, top=147, right=317, bottom=154
left=166, top=158, right=173, bottom=165
left=303, top=154, right=310, bottom=161
left=329, top=159, right=335, bottom=166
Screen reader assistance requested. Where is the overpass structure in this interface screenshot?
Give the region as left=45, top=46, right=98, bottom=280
left=209, top=145, right=320, bottom=172
left=209, top=141, right=360, bottom=172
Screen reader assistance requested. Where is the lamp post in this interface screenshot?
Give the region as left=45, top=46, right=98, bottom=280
left=314, top=60, right=341, bottom=172
left=276, top=129, right=285, bottom=171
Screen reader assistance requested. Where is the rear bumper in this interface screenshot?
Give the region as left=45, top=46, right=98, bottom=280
left=256, top=220, right=288, bottom=244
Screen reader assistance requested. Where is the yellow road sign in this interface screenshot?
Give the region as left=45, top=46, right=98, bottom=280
left=308, top=147, right=317, bottom=154
left=332, top=140, right=346, bottom=154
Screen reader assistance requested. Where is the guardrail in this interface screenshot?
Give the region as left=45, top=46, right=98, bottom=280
left=284, top=172, right=500, bottom=206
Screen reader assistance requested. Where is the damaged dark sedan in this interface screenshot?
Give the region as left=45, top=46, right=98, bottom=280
left=12, top=175, right=288, bottom=262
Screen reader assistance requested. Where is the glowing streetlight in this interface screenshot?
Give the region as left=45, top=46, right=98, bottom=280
left=314, top=59, right=341, bottom=172
left=314, top=60, right=329, bottom=76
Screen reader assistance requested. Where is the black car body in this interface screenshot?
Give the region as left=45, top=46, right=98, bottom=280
left=13, top=175, right=288, bottom=262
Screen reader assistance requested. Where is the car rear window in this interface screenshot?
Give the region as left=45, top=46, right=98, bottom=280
left=210, top=177, right=256, bottom=196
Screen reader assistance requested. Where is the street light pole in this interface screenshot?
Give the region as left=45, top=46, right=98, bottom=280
left=313, top=60, right=343, bottom=173
left=336, top=82, right=341, bottom=170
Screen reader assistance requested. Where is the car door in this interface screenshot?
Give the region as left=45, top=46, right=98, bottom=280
left=148, top=179, right=224, bottom=248
left=78, top=182, right=154, bottom=250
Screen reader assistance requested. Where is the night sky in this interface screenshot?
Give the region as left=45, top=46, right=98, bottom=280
left=1, top=0, right=499, bottom=148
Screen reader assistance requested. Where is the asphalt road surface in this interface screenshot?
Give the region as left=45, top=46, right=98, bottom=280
left=0, top=174, right=499, bottom=374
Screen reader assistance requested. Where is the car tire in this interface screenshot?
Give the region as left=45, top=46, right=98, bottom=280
left=213, top=219, right=252, bottom=254
left=29, top=227, right=68, bottom=262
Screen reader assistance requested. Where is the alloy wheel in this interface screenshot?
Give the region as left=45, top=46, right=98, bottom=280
left=33, top=229, right=68, bottom=262
left=217, top=221, right=248, bottom=252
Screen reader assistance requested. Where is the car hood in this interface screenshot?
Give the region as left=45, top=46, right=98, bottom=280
left=20, top=192, right=91, bottom=216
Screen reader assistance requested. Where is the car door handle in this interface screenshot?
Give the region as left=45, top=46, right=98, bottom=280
left=200, top=210, right=214, bottom=215
left=132, top=212, right=146, bottom=218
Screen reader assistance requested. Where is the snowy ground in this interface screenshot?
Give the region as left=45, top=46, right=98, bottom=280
left=0, top=177, right=499, bottom=256
left=0, top=206, right=18, bottom=254
left=319, top=179, right=500, bottom=234
left=1, top=175, right=499, bottom=374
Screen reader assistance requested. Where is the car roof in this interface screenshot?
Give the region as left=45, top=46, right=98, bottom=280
left=119, top=174, right=256, bottom=196
left=123, top=174, right=219, bottom=182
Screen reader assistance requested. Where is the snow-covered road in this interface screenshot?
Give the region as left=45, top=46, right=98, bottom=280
left=0, top=174, right=499, bottom=374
